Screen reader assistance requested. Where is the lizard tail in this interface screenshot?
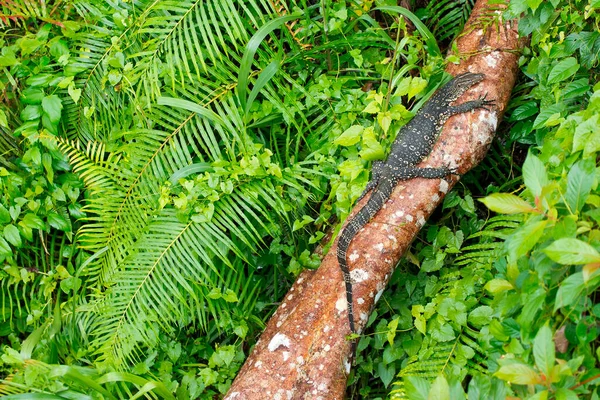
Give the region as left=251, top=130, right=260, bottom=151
left=337, top=177, right=394, bottom=353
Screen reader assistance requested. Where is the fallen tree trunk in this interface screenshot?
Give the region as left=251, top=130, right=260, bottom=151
left=226, top=0, right=523, bottom=398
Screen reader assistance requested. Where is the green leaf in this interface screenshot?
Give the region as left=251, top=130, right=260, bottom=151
left=0, top=204, right=10, bottom=224
left=510, top=101, right=538, bottom=121
left=387, top=317, right=399, bottom=345
left=554, top=272, right=585, bottom=311
left=222, top=289, right=238, bottom=303
left=0, top=237, right=11, bottom=256
left=523, top=152, right=548, bottom=197
left=468, top=306, right=493, bottom=328
left=533, top=324, right=555, bottom=377
left=360, top=127, right=385, bottom=161
left=404, top=376, right=430, bottom=400
left=3, top=224, right=21, bottom=247
left=555, top=388, right=579, bottom=400
left=21, top=88, right=44, bottom=105
left=68, top=81, right=82, bottom=104
left=47, top=212, right=70, bottom=231
left=506, top=219, right=548, bottom=263
left=494, top=363, right=541, bottom=384
left=428, top=375, right=450, bottom=400
left=41, top=95, right=63, bottom=124
left=377, top=362, right=395, bottom=388
left=20, top=105, right=41, bottom=121
left=479, top=193, right=535, bottom=214
left=484, top=279, right=514, bottom=294
left=544, top=238, right=600, bottom=265
left=334, top=125, right=363, bottom=146
left=19, top=213, right=45, bottom=230
left=547, top=57, right=579, bottom=84
left=565, top=159, right=595, bottom=212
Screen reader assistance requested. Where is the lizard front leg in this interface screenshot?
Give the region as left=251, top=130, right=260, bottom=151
left=448, top=94, right=495, bottom=115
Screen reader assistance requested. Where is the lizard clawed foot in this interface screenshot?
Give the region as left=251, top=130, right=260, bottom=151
left=477, top=93, right=495, bottom=111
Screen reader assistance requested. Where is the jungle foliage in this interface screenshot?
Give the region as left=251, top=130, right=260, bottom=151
left=0, top=0, right=598, bottom=399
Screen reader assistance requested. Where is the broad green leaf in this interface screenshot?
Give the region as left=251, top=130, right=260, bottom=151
left=408, top=77, right=428, bottom=99
left=548, top=57, right=579, bottom=84
left=494, top=363, right=542, bottom=384
left=572, top=114, right=600, bottom=157
left=510, top=101, right=538, bottom=121
left=544, top=238, right=600, bottom=265
left=68, top=81, right=82, bottom=104
left=41, top=95, right=62, bottom=124
left=479, top=193, right=534, bottom=214
left=523, top=153, right=548, bottom=197
left=19, top=213, right=45, bottom=230
left=565, top=158, right=595, bottom=212
left=3, top=224, right=21, bottom=247
left=360, top=127, right=385, bottom=160
left=377, top=362, right=395, bottom=387
left=428, top=375, right=450, bottom=400
left=554, top=272, right=585, bottom=311
left=555, top=388, right=579, bottom=400
left=47, top=212, right=70, bottom=231
left=21, top=88, right=44, bottom=105
left=20, top=105, right=41, bottom=121
left=468, top=306, right=493, bottom=328
left=334, top=125, right=363, bottom=146
left=0, top=237, right=11, bottom=256
left=533, top=324, right=555, bottom=378
left=484, top=279, right=514, bottom=294
left=533, top=104, right=562, bottom=130
left=0, top=204, right=11, bottom=224
left=506, top=219, right=548, bottom=263
left=404, top=376, right=430, bottom=400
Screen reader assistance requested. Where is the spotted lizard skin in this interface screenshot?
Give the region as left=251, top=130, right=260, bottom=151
left=337, top=72, right=494, bottom=354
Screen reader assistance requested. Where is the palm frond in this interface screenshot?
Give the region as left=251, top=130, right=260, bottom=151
left=423, top=0, right=475, bottom=43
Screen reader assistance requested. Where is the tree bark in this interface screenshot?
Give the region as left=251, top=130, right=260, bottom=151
left=226, top=0, right=523, bottom=398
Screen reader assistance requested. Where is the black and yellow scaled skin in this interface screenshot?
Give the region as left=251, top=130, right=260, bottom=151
left=337, top=73, right=494, bottom=354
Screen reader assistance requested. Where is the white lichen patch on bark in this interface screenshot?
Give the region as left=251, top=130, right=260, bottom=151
left=394, top=210, right=405, bottom=218
left=357, top=297, right=364, bottom=305
left=374, top=243, right=384, bottom=252
left=405, top=214, right=414, bottom=222
left=323, top=325, right=331, bottom=333
left=350, top=268, right=369, bottom=283
left=439, top=179, right=449, bottom=194
left=431, top=193, right=440, bottom=202
left=335, top=296, right=347, bottom=311
left=349, top=251, right=360, bottom=262
left=417, top=215, right=426, bottom=227
left=268, top=333, right=291, bottom=352
left=324, top=344, right=331, bottom=352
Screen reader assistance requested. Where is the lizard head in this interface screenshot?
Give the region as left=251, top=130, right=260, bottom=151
left=442, top=73, right=485, bottom=103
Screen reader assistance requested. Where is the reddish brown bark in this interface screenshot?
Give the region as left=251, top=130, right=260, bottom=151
left=226, top=0, right=523, bottom=398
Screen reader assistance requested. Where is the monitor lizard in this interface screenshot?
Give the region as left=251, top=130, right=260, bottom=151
left=336, top=72, right=494, bottom=355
